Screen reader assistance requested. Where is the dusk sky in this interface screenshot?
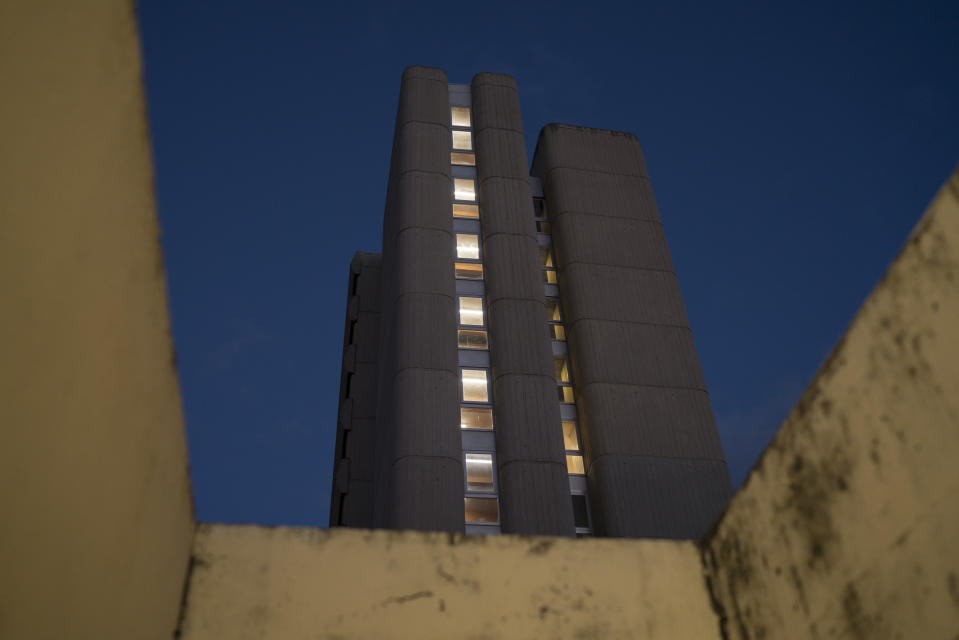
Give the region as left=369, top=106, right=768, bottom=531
left=138, top=1, right=959, bottom=526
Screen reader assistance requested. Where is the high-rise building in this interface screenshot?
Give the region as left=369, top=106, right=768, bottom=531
left=329, top=67, right=732, bottom=539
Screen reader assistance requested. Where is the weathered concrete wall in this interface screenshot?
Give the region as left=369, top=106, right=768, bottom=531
left=473, top=74, right=574, bottom=535
left=702, top=167, right=959, bottom=638
left=179, top=524, right=718, bottom=639
left=531, top=124, right=732, bottom=539
left=373, top=66, right=462, bottom=531
left=330, top=252, right=381, bottom=527
left=0, top=2, right=194, bottom=639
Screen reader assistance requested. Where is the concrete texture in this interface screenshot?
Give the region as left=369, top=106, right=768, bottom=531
left=473, top=73, right=574, bottom=535
left=532, top=123, right=732, bottom=539
left=0, top=3, right=194, bottom=638
left=330, top=252, right=381, bottom=527
left=372, top=66, right=462, bottom=532
left=702, top=166, right=959, bottom=639
left=178, top=524, right=718, bottom=639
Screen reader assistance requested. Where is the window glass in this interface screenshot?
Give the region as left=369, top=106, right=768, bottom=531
left=455, top=262, right=483, bottom=280
left=542, top=270, right=558, bottom=284
left=554, top=357, right=570, bottom=383
left=451, top=106, right=471, bottom=128
left=537, top=220, right=551, bottom=233
left=452, top=130, right=472, bottom=151
left=451, top=152, right=476, bottom=166
left=458, top=297, right=484, bottom=326
left=571, top=494, right=589, bottom=527
left=546, top=298, right=562, bottom=322
left=464, top=497, right=499, bottom=523
left=458, top=329, right=488, bottom=350
left=539, top=246, right=554, bottom=268
left=532, top=198, right=546, bottom=218
left=461, top=368, right=489, bottom=403
left=562, top=421, right=580, bottom=451
left=549, top=324, right=566, bottom=341
left=566, top=454, right=585, bottom=475
left=454, top=178, right=476, bottom=201
left=453, top=203, right=479, bottom=219
left=456, top=233, right=480, bottom=260
left=461, top=406, right=493, bottom=430
left=465, top=453, right=494, bottom=492
left=558, top=386, right=575, bottom=403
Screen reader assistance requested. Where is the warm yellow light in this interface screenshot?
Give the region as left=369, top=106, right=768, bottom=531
left=461, top=406, right=493, bottom=430
left=550, top=324, right=566, bottom=341
left=455, top=262, right=483, bottom=280
left=554, top=357, right=570, bottom=383
left=453, top=203, right=479, bottom=218
left=451, top=152, right=476, bottom=166
left=562, top=421, right=580, bottom=451
left=566, top=454, right=585, bottom=475
left=461, top=368, right=489, bottom=402
left=464, top=497, right=498, bottom=523
left=458, top=329, right=488, bottom=350
left=558, top=386, right=575, bottom=403
left=454, top=178, right=476, bottom=201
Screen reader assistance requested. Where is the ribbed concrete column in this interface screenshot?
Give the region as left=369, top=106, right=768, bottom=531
left=373, top=66, right=462, bottom=532
left=472, top=74, right=574, bottom=535
left=532, top=124, right=732, bottom=539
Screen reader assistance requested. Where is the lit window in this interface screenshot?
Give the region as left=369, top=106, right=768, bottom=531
left=542, top=270, right=558, bottom=284
left=451, top=106, right=471, bottom=128
left=454, top=178, right=476, bottom=201
left=571, top=494, right=590, bottom=527
left=458, top=329, right=488, bottom=350
left=465, top=453, right=494, bottom=492
left=566, top=454, right=585, bottom=475
left=465, top=497, right=498, bottom=523
left=546, top=299, right=562, bottom=322
left=458, top=297, right=484, bottom=326
left=456, top=233, right=480, bottom=260
left=558, top=386, right=575, bottom=403
left=554, top=357, right=570, bottom=383
left=452, top=130, right=472, bottom=151
left=461, top=368, right=489, bottom=403
left=549, top=324, right=566, bottom=341
left=537, top=220, right=551, bottom=233
left=455, top=262, right=483, bottom=280
left=451, top=152, right=476, bottom=166
left=539, top=246, right=554, bottom=268
left=562, top=421, right=580, bottom=451
left=461, top=406, right=493, bottom=430
left=453, top=203, right=479, bottom=218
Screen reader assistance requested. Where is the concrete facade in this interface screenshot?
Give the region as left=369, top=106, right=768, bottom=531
left=532, top=124, right=733, bottom=538
left=330, top=69, right=731, bottom=537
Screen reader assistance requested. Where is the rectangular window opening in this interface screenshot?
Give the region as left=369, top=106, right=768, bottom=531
left=458, top=329, right=488, bottom=350
left=455, top=262, right=483, bottom=280
left=456, top=233, right=480, bottom=260
left=562, top=421, right=580, bottom=451
left=461, top=406, right=494, bottom=430
left=465, top=497, right=499, bottom=523
left=453, top=203, right=479, bottom=219
left=549, top=324, right=566, bottom=341
left=454, top=178, right=476, bottom=201
left=451, top=151, right=476, bottom=166
left=566, top=454, right=585, bottom=475
left=451, top=106, right=471, bottom=128
left=452, top=130, right=473, bottom=151
left=554, top=357, right=570, bottom=383
left=461, top=368, right=489, bottom=403
left=558, top=385, right=575, bottom=403
left=546, top=298, right=562, bottom=322
left=465, top=453, right=494, bottom=492
left=458, top=297, right=485, bottom=326
left=542, top=269, right=558, bottom=284
left=571, top=494, right=590, bottom=527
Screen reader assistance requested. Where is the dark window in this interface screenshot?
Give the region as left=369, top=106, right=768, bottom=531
left=571, top=494, right=590, bottom=528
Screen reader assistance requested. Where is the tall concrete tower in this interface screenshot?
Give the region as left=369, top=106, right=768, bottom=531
left=330, top=66, right=732, bottom=539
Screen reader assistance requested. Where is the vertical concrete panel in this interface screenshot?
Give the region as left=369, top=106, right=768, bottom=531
left=372, top=66, right=462, bottom=532
left=702, top=168, right=959, bottom=639
left=473, top=73, right=574, bottom=535
left=532, top=124, right=731, bottom=539
left=330, top=253, right=380, bottom=528
left=0, top=3, right=193, bottom=638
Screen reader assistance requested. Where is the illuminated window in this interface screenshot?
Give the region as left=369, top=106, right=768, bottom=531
left=562, top=421, right=580, bottom=451
left=455, top=262, right=483, bottom=280
left=542, top=270, right=558, bottom=284
left=537, top=220, right=551, bottom=233
left=451, top=152, right=475, bottom=166
left=549, top=324, right=566, bottom=340
left=554, top=357, right=570, bottom=383
left=465, top=497, right=498, bottom=523
left=461, top=406, right=493, bottom=430
left=566, top=454, right=585, bottom=475
left=546, top=298, right=562, bottom=322
left=558, top=386, right=575, bottom=403
left=539, top=246, right=554, bottom=268
left=453, top=203, right=479, bottom=218
left=571, top=494, right=590, bottom=528
left=465, top=453, right=494, bottom=492
left=458, top=329, right=488, bottom=350
left=454, top=178, right=476, bottom=201
left=452, top=130, right=472, bottom=151
left=456, top=233, right=480, bottom=260
left=461, top=368, right=489, bottom=403
left=451, top=106, right=471, bottom=128
left=458, top=297, right=484, bottom=326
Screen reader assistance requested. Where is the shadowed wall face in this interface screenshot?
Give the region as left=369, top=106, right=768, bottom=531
left=372, top=66, right=463, bottom=532
left=532, top=124, right=732, bottom=538
left=0, top=2, right=194, bottom=638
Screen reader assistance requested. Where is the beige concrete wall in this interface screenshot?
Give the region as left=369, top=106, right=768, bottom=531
left=702, top=167, right=959, bottom=638
left=0, top=3, right=194, bottom=639
left=180, top=524, right=718, bottom=639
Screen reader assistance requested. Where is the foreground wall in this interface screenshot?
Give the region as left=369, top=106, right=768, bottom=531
left=0, top=3, right=194, bottom=639
left=702, top=167, right=959, bottom=638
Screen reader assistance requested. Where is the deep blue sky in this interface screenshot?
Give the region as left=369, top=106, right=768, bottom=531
left=138, top=1, right=959, bottom=526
